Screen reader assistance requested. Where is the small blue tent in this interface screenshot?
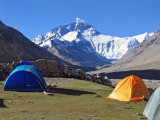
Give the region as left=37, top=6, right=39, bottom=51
left=3, top=61, right=47, bottom=92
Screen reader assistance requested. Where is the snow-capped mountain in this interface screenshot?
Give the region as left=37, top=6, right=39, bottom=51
left=33, top=18, right=153, bottom=66
left=89, top=32, right=153, bottom=60
left=90, top=30, right=160, bottom=74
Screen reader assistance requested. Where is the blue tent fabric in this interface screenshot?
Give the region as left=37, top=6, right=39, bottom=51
left=3, top=61, right=47, bottom=92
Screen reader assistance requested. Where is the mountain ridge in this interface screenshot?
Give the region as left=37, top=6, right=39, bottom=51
left=0, top=20, right=68, bottom=64
left=33, top=18, right=153, bottom=66
left=88, top=30, right=160, bottom=74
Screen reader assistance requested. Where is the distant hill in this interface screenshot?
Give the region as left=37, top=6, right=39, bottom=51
left=0, top=20, right=65, bottom=63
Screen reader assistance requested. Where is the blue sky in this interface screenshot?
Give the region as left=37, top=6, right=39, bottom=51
left=0, top=0, right=160, bottom=40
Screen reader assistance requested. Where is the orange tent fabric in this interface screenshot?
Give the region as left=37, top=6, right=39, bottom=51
left=107, top=75, right=150, bottom=102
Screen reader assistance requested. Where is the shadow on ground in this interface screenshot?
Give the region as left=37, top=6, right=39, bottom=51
left=0, top=99, right=7, bottom=108
left=49, top=88, right=96, bottom=96
left=106, top=69, right=160, bottom=80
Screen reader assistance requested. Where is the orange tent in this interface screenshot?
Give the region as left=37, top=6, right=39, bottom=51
left=107, top=75, right=150, bottom=102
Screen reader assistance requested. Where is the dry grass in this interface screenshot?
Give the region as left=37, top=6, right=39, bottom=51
left=0, top=78, right=147, bottom=120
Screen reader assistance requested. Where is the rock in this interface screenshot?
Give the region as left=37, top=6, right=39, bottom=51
left=0, top=70, right=5, bottom=81
left=74, top=69, right=85, bottom=79
left=97, top=79, right=103, bottom=84
left=0, top=63, right=7, bottom=69
left=43, top=91, right=54, bottom=95
left=0, top=64, right=3, bottom=70
left=61, top=65, right=74, bottom=77
left=4, top=63, right=13, bottom=74
left=103, top=79, right=112, bottom=86
left=11, top=61, right=18, bottom=68
left=85, top=74, right=93, bottom=81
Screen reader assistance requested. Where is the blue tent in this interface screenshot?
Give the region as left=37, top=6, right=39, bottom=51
left=3, top=61, right=47, bottom=92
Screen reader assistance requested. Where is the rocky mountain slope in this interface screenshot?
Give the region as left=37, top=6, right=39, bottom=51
left=33, top=18, right=153, bottom=66
left=89, top=30, right=160, bottom=74
left=0, top=20, right=65, bottom=63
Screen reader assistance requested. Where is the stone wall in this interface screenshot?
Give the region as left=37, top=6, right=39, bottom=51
left=0, top=59, right=157, bottom=93
left=0, top=63, right=13, bottom=80
left=0, top=60, right=110, bottom=87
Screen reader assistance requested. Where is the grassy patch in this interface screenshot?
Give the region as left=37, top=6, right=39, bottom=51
left=0, top=78, right=147, bottom=120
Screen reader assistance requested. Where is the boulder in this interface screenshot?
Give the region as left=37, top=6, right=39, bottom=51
left=0, top=64, right=3, bottom=70
left=61, top=66, right=74, bottom=77
left=97, top=79, right=103, bottom=84
left=11, top=61, right=19, bottom=68
left=85, top=74, right=93, bottom=81
left=74, top=69, right=85, bottom=80
left=0, top=63, right=12, bottom=77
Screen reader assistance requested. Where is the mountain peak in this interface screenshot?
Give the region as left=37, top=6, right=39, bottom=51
left=33, top=19, right=153, bottom=65
left=75, top=18, right=85, bottom=24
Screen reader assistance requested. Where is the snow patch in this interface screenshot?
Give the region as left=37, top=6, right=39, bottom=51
left=61, top=31, right=78, bottom=42
left=40, top=40, right=52, bottom=48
